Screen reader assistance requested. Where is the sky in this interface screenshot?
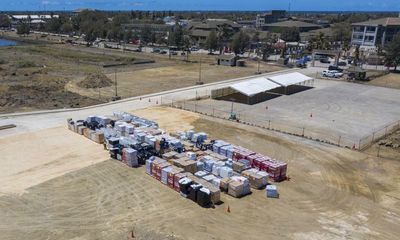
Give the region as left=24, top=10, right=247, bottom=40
left=2, top=0, right=400, bottom=12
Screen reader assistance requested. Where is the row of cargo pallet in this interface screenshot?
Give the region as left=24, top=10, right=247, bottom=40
left=67, top=112, right=285, bottom=207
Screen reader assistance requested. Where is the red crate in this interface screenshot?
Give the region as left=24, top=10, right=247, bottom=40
left=246, top=153, right=264, bottom=166
left=173, top=172, right=187, bottom=192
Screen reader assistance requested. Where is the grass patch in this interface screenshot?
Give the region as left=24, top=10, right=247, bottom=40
left=16, top=60, right=36, bottom=68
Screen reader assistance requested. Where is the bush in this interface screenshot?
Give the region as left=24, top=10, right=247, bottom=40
left=16, top=60, right=36, bottom=68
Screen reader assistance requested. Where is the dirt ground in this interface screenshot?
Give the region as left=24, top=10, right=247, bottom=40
left=367, top=73, right=400, bottom=89
left=364, top=128, right=400, bottom=160
left=0, top=41, right=284, bottom=113
left=0, top=107, right=399, bottom=240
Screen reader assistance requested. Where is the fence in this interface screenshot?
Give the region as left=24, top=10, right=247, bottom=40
left=164, top=98, right=363, bottom=150
left=359, top=120, right=400, bottom=150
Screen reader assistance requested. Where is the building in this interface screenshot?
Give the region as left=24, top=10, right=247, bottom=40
left=122, top=22, right=173, bottom=38
left=187, top=19, right=241, bottom=44
left=256, top=10, right=287, bottom=28
left=9, top=14, right=59, bottom=29
left=261, top=20, right=322, bottom=33
left=216, top=55, right=239, bottom=67
left=351, top=17, right=400, bottom=48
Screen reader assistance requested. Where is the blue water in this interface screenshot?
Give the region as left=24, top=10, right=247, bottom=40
left=0, top=39, right=17, bottom=47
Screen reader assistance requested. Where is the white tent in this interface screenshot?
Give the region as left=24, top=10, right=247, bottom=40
left=230, top=77, right=281, bottom=96
left=268, top=72, right=313, bottom=87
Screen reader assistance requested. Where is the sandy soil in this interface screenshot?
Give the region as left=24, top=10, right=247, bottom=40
left=0, top=41, right=284, bottom=113
left=66, top=60, right=284, bottom=99
left=0, top=126, right=109, bottom=195
left=0, top=107, right=399, bottom=239
left=368, top=73, right=400, bottom=89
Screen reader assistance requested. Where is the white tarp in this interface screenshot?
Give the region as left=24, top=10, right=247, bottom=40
left=268, top=72, right=313, bottom=87
left=230, top=77, right=281, bottom=96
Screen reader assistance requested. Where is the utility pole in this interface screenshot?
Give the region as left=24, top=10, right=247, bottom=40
left=114, top=69, right=118, bottom=97
left=197, top=55, right=203, bottom=85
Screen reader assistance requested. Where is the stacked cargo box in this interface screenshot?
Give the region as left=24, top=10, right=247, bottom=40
left=122, top=148, right=138, bottom=167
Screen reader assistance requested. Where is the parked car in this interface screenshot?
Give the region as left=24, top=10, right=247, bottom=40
left=328, top=65, right=344, bottom=72
left=160, top=50, right=168, bottom=54
left=170, top=51, right=178, bottom=55
left=190, top=46, right=199, bottom=51
left=152, top=48, right=160, bottom=53
left=322, top=70, right=344, bottom=78
left=320, top=58, right=330, bottom=64
left=337, top=61, right=347, bottom=66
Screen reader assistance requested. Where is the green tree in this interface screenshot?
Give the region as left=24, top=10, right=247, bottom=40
left=332, top=22, right=352, bottom=50
left=353, top=45, right=360, bottom=66
left=252, top=31, right=260, bottom=43
left=0, top=14, right=11, bottom=28
left=205, top=30, right=218, bottom=53
left=231, top=30, right=250, bottom=55
left=217, top=24, right=235, bottom=53
left=124, top=29, right=133, bottom=43
left=60, top=22, right=73, bottom=34
left=384, top=34, right=400, bottom=71
left=168, top=23, right=184, bottom=48
left=281, top=27, right=300, bottom=42
left=45, top=18, right=62, bottom=33
left=309, top=32, right=331, bottom=50
left=141, top=26, right=153, bottom=44
left=17, top=20, right=30, bottom=35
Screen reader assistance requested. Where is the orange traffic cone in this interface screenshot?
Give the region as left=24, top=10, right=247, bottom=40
left=226, top=205, right=231, bottom=213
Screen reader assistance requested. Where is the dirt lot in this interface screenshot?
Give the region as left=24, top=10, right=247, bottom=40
left=367, top=73, right=400, bottom=89
left=0, top=107, right=399, bottom=240
left=0, top=41, right=284, bottom=113
left=364, top=128, right=400, bottom=160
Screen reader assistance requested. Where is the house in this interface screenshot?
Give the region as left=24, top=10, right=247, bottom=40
left=256, top=10, right=287, bottom=28
left=122, top=21, right=173, bottom=39
left=261, top=20, right=322, bottom=33
left=216, top=55, right=238, bottom=67
left=351, top=17, right=400, bottom=48
left=9, top=14, right=59, bottom=29
left=187, top=19, right=241, bottom=44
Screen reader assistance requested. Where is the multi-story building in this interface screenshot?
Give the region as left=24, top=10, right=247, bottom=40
left=187, top=19, right=241, bottom=44
left=256, top=10, right=287, bottom=28
left=351, top=17, right=400, bottom=48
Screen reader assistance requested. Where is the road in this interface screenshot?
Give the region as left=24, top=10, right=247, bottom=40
left=0, top=67, right=321, bottom=139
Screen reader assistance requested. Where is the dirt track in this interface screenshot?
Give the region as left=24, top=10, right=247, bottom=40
left=0, top=107, right=399, bottom=239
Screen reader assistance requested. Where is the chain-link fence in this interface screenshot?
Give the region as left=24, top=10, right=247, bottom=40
left=359, top=120, right=400, bottom=150
left=164, top=98, right=364, bottom=149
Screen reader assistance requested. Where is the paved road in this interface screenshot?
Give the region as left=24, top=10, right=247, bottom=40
left=0, top=67, right=322, bottom=139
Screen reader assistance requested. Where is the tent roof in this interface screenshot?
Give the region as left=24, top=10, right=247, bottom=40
left=268, top=72, right=313, bottom=87
left=230, top=77, right=281, bottom=97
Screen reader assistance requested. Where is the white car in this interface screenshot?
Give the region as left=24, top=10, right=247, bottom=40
left=322, top=70, right=344, bottom=78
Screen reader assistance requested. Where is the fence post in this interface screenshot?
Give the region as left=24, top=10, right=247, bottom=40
left=359, top=139, right=362, bottom=150
left=268, top=120, right=271, bottom=129
left=212, top=108, right=215, bottom=116
left=183, top=100, right=185, bottom=109
left=338, top=135, right=341, bottom=146
left=302, top=127, right=305, bottom=137
left=194, top=103, right=197, bottom=112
